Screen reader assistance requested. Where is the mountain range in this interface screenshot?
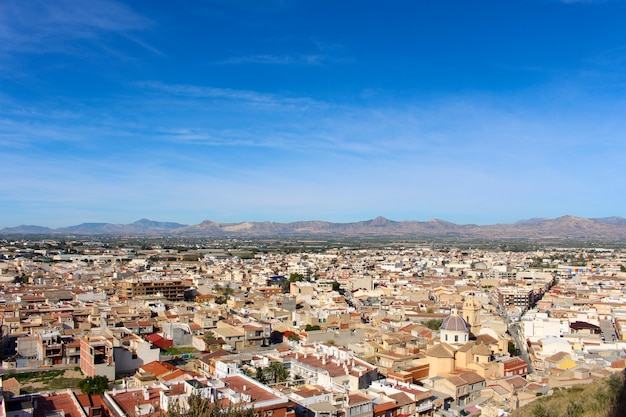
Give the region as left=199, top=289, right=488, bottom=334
left=2, top=216, right=626, bottom=241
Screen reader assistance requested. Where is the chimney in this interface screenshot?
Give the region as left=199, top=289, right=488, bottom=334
left=143, top=387, right=150, bottom=401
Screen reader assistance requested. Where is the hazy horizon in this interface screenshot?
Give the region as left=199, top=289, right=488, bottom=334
left=3, top=1, right=626, bottom=228
left=2, top=214, right=624, bottom=230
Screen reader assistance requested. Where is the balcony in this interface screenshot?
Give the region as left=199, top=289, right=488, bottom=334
left=45, top=343, right=63, bottom=357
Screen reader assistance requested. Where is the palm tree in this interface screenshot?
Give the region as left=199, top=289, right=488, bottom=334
left=213, top=283, right=235, bottom=304
left=263, top=361, right=288, bottom=384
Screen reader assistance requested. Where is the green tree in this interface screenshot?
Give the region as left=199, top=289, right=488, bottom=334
left=423, top=319, right=443, bottom=330
left=289, top=273, right=305, bottom=282
left=251, top=367, right=268, bottom=384
left=280, top=278, right=291, bottom=294
left=508, top=341, right=517, bottom=356
left=214, top=283, right=234, bottom=304
left=78, top=375, right=109, bottom=394
left=263, top=361, right=288, bottom=384
left=331, top=281, right=346, bottom=296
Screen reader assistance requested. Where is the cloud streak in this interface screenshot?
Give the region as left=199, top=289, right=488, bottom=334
left=218, top=54, right=326, bottom=65
left=0, top=0, right=154, bottom=56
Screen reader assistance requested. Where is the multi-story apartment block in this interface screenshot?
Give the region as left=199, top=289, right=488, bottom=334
left=37, top=331, right=64, bottom=365
left=117, top=277, right=191, bottom=301
left=284, top=351, right=378, bottom=392
left=80, top=328, right=160, bottom=380
left=497, top=287, right=535, bottom=310
left=80, top=332, right=116, bottom=380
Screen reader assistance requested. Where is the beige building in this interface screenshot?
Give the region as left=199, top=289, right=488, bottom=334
left=117, top=277, right=191, bottom=301
left=462, top=295, right=482, bottom=334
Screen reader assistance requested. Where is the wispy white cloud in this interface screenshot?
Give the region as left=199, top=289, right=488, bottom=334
left=137, top=81, right=278, bottom=104
left=134, top=81, right=321, bottom=109
left=216, top=35, right=351, bottom=67
left=0, top=0, right=156, bottom=56
left=218, top=54, right=325, bottom=65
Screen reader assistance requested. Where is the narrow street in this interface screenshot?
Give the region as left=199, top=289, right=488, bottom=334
left=508, top=322, right=534, bottom=374
left=599, top=319, right=618, bottom=343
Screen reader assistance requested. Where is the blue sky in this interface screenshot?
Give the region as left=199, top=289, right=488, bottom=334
left=2, top=0, right=626, bottom=228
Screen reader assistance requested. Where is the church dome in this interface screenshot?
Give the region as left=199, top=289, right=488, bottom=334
left=440, top=313, right=469, bottom=332
left=440, top=307, right=470, bottom=345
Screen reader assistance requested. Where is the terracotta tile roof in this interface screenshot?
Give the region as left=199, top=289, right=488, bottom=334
left=425, top=343, right=455, bottom=359
left=545, top=351, right=571, bottom=363
left=107, top=387, right=163, bottom=417
left=10, top=391, right=87, bottom=417
left=221, top=375, right=283, bottom=403
left=447, top=375, right=467, bottom=387
left=413, top=390, right=433, bottom=402
left=457, top=371, right=484, bottom=385
left=474, top=333, right=498, bottom=345
left=292, top=385, right=329, bottom=398
left=75, top=393, right=104, bottom=409
left=473, top=343, right=492, bottom=356
left=374, top=401, right=397, bottom=413
left=503, top=375, right=528, bottom=389
left=139, top=361, right=177, bottom=377
left=348, top=393, right=371, bottom=405
left=160, top=369, right=187, bottom=381
left=388, top=391, right=413, bottom=406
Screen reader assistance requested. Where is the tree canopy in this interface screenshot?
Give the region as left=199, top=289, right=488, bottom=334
left=78, top=376, right=109, bottom=394
left=263, top=361, right=288, bottom=384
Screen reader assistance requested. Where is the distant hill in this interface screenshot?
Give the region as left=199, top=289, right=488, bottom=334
left=0, top=225, right=55, bottom=234
left=2, top=215, right=626, bottom=241
left=2, top=219, right=186, bottom=236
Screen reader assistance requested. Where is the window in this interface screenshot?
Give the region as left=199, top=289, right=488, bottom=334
left=455, top=335, right=458, bottom=342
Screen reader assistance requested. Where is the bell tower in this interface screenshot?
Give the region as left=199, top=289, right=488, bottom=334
left=463, top=295, right=482, bottom=333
